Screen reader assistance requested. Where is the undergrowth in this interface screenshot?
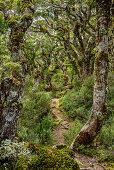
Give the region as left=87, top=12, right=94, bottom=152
left=17, top=76, right=54, bottom=145
left=62, top=73, right=114, bottom=148
left=0, top=141, right=79, bottom=170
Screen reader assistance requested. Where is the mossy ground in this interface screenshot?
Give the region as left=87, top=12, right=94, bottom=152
left=0, top=142, right=79, bottom=170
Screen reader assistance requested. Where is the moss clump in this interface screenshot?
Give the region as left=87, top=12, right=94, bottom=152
left=54, top=144, right=75, bottom=158
left=16, top=142, right=79, bottom=170
left=0, top=141, right=79, bottom=170
left=54, top=144, right=68, bottom=149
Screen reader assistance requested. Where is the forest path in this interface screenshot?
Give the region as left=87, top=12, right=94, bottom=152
left=50, top=98, right=72, bottom=145
left=50, top=98, right=106, bottom=170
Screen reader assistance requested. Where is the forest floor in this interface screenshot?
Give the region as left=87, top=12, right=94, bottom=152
left=50, top=98, right=113, bottom=170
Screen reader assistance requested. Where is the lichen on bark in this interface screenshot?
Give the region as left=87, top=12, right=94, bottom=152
left=0, top=0, right=34, bottom=140
left=69, top=0, right=111, bottom=150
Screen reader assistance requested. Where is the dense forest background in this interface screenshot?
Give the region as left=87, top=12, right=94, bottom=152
left=0, top=0, right=114, bottom=169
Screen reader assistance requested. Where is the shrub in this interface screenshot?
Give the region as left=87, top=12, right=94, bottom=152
left=62, top=73, right=114, bottom=148
left=17, top=87, right=54, bottom=144
left=62, top=76, right=94, bottom=119
left=18, top=114, right=54, bottom=145
left=63, top=119, right=83, bottom=145
left=94, top=115, right=114, bottom=148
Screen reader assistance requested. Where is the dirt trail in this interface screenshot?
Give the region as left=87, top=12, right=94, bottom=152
left=50, top=98, right=107, bottom=170
left=51, top=98, right=72, bottom=145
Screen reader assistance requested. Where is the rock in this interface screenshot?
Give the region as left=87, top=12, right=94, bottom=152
left=61, top=121, right=69, bottom=129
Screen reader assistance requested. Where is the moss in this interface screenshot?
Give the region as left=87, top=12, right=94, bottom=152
left=98, top=154, right=114, bottom=163
left=21, top=0, right=34, bottom=15
left=3, top=62, right=21, bottom=79
left=102, top=162, right=114, bottom=170
left=12, top=77, right=21, bottom=86
left=95, top=50, right=108, bottom=63
left=53, top=144, right=75, bottom=158
left=4, top=62, right=21, bottom=72
left=16, top=142, right=79, bottom=170
left=54, top=144, right=68, bottom=149
left=0, top=2, right=5, bottom=11
left=8, top=17, right=17, bottom=26
left=11, top=28, right=24, bottom=44
left=11, top=102, right=23, bottom=109
left=0, top=142, right=79, bottom=170
left=94, top=50, right=109, bottom=79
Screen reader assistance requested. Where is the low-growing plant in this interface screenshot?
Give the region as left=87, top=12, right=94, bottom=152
left=94, top=115, right=114, bottom=148
left=63, top=119, right=83, bottom=145
left=76, top=144, right=104, bottom=157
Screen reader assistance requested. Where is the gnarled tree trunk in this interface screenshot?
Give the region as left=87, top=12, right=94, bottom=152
left=0, top=0, right=34, bottom=140
left=70, top=0, right=111, bottom=150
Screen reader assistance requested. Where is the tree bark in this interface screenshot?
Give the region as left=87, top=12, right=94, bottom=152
left=70, top=0, right=111, bottom=150
left=0, top=0, right=34, bottom=140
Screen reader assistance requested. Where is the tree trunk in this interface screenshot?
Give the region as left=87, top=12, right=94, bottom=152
left=0, top=0, right=34, bottom=140
left=70, top=0, right=111, bottom=150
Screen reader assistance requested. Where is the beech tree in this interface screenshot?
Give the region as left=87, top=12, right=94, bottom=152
left=70, top=0, right=112, bottom=150
left=32, top=0, right=96, bottom=79
left=0, top=0, right=34, bottom=140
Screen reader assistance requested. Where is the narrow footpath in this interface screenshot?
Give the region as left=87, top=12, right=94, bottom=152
left=50, top=98, right=71, bottom=145
left=50, top=98, right=107, bottom=170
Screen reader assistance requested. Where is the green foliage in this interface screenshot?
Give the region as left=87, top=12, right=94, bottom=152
left=76, top=144, right=104, bottom=157
left=0, top=13, right=9, bottom=33
left=63, top=119, right=83, bottom=145
left=62, top=73, right=114, bottom=148
left=3, top=61, right=21, bottom=74
left=18, top=84, right=54, bottom=144
left=62, top=76, right=94, bottom=119
left=18, top=114, right=54, bottom=145
left=0, top=55, right=11, bottom=78
left=94, top=116, right=114, bottom=148
left=73, top=75, right=82, bottom=90
left=0, top=142, right=79, bottom=170
left=23, top=90, right=50, bottom=120
left=98, top=154, right=114, bottom=163
left=51, top=71, right=66, bottom=97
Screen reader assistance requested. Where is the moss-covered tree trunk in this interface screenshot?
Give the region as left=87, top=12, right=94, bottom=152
left=0, top=0, right=34, bottom=140
left=70, top=0, right=111, bottom=150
